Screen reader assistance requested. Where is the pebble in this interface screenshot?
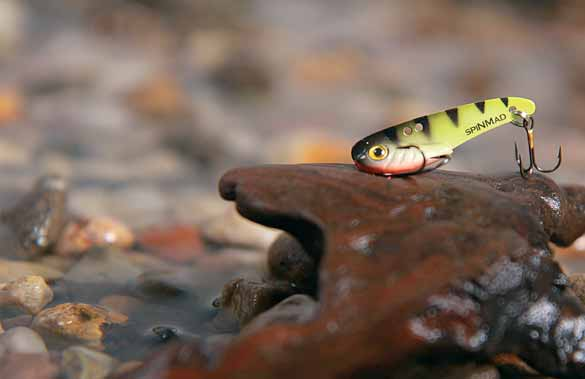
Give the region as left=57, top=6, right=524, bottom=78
left=32, top=303, right=127, bottom=349
left=151, top=326, right=179, bottom=343
left=1, top=175, right=68, bottom=259
left=0, top=352, right=59, bottom=379
left=142, top=325, right=200, bottom=348
left=0, top=259, right=63, bottom=284
left=137, top=224, right=203, bottom=263
left=56, top=217, right=135, bottom=256
left=215, top=278, right=296, bottom=325
left=267, top=233, right=317, bottom=291
left=0, top=275, right=54, bottom=314
left=201, top=206, right=280, bottom=250
left=0, top=327, right=47, bottom=358
left=62, top=345, right=117, bottom=379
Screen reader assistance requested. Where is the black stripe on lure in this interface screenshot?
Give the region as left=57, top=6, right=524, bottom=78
left=351, top=97, right=562, bottom=178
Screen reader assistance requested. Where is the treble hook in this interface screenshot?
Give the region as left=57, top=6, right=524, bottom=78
left=510, top=107, right=562, bottom=179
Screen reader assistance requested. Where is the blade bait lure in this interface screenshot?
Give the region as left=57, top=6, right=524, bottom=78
left=351, top=97, right=562, bottom=178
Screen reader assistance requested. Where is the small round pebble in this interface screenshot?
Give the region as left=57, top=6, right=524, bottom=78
left=32, top=303, right=127, bottom=348
left=56, top=217, right=135, bottom=256
left=0, top=327, right=47, bottom=358
left=0, top=275, right=54, bottom=314
left=62, top=345, right=117, bottom=379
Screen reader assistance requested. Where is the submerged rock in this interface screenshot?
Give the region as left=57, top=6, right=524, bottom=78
left=214, top=278, right=296, bottom=325
left=55, top=217, right=135, bottom=256
left=0, top=176, right=68, bottom=259
left=0, top=327, right=47, bottom=357
left=32, top=303, right=127, bottom=349
left=116, top=164, right=585, bottom=379
left=267, top=233, right=317, bottom=292
left=62, top=345, right=117, bottom=379
left=136, top=224, right=203, bottom=263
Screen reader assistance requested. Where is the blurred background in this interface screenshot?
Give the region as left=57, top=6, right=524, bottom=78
left=0, top=0, right=583, bottom=228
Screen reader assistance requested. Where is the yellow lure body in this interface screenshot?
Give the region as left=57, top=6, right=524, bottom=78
left=385, top=97, right=535, bottom=150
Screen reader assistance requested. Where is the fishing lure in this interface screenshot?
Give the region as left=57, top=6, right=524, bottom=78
left=351, top=97, right=562, bottom=178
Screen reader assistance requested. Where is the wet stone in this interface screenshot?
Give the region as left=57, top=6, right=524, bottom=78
left=0, top=275, right=53, bottom=314
left=32, top=303, right=127, bottom=349
left=215, top=278, right=296, bottom=325
left=151, top=326, right=178, bottom=342
left=62, top=345, right=117, bottom=379
left=136, top=224, right=203, bottom=263
left=55, top=216, right=135, bottom=257
left=0, top=175, right=68, bottom=259
left=267, top=233, right=317, bottom=292
left=0, top=327, right=47, bottom=357
left=141, top=325, right=199, bottom=348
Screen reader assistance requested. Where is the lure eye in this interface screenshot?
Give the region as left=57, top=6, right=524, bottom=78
left=368, top=145, right=388, bottom=161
